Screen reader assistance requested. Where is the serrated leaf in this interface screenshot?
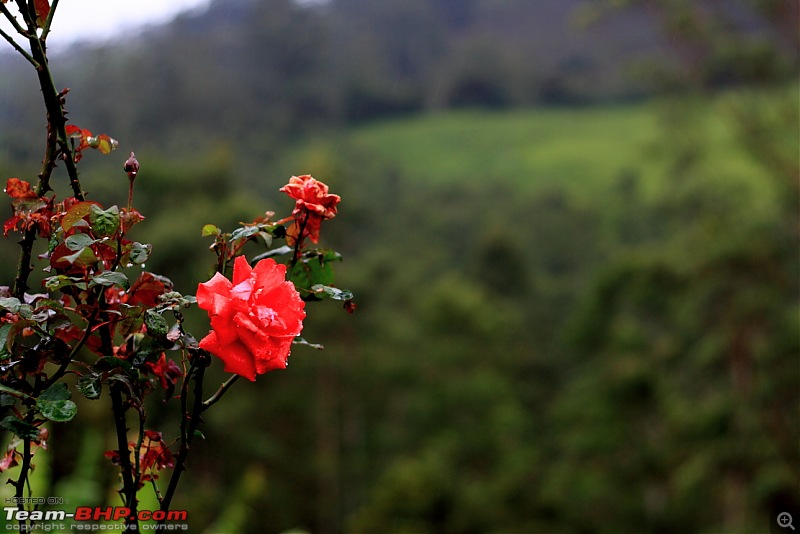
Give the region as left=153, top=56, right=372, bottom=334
left=37, top=383, right=77, bottom=422
left=62, top=201, right=100, bottom=232
left=131, top=335, right=170, bottom=367
left=119, top=305, right=144, bottom=337
left=64, top=233, right=95, bottom=251
left=128, top=242, right=151, bottom=264
left=89, top=205, right=120, bottom=237
left=44, top=275, right=86, bottom=292
left=60, top=245, right=97, bottom=267
left=39, top=382, right=70, bottom=402
left=77, top=374, right=102, bottom=400
left=91, top=271, right=129, bottom=290
left=230, top=226, right=260, bottom=241
left=290, top=250, right=340, bottom=295
left=144, top=309, right=169, bottom=338
left=0, top=416, right=40, bottom=440
left=38, top=399, right=77, bottom=422
left=310, top=284, right=354, bottom=301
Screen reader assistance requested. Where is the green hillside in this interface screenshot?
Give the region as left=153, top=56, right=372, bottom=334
left=280, top=93, right=782, bottom=214
left=0, top=88, right=796, bottom=533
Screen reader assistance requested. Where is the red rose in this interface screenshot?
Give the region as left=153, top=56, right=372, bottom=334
left=196, top=256, right=306, bottom=381
left=280, top=175, right=341, bottom=245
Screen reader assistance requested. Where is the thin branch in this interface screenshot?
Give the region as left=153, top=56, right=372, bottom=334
left=158, top=359, right=207, bottom=518
left=202, top=375, right=240, bottom=409
left=14, top=410, right=34, bottom=531
left=41, top=0, right=59, bottom=38
left=288, top=211, right=309, bottom=274
left=0, top=25, right=36, bottom=65
left=0, top=2, right=27, bottom=35
left=110, top=383, right=137, bottom=528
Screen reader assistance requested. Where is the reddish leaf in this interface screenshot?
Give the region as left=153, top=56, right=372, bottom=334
left=4, top=178, right=37, bottom=200
left=3, top=216, right=21, bottom=236
left=121, top=208, right=145, bottom=233
left=61, top=201, right=101, bottom=232
left=49, top=243, right=96, bottom=273
left=0, top=450, right=19, bottom=473
left=93, top=242, right=118, bottom=270
left=34, top=0, right=50, bottom=27
left=124, top=272, right=170, bottom=307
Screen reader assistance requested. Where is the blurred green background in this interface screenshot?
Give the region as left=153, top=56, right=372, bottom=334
left=0, top=0, right=797, bottom=532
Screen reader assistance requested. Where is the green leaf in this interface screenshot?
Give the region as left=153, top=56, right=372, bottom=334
left=39, top=383, right=71, bottom=402
left=0, top=383, right=33, bottom=400
left=89, top=204, right=120, bottom=237
left=310, top=284, right=354, bottom=301
left=290, top=249, right=341, bottom=295
left=131, top=335, right=170, bottom=367
left=258, top=231, right=273, bottom=248
left=144, top=309, right=169, bottom=338
left=36, top=383, right=77, bottom=423
left=0, top=394, right=15, bottom=408
left=128, top=242, right=151, bottom=264
left=61, top=201, right=99, bottom=232
left=119, top=305, right=145, bottom=337
left=44, top=275, right=87, bottom=292
left=252, top=245, right=293, bottom=262
left=61, top=246, right=98, bottom=268
left=77, top=373, right=102, bottom=400
left=0, top=416, right=40, bottom=440
left=64, top=233, right=95, bottom=251
left=38, top=400, right=77, bottom=422
left=0, top=297, right=22, bottom=313
left=94, top=356, right=134, bottom=373
left=91, top=271, right=129, bottom=290
left=230, top=225, right=260, bottom=241
left=5, top=320, right=35, bottom=353
left=0, top=324, right=11, bottom=359
left=201, top=224, right=221, bottom=237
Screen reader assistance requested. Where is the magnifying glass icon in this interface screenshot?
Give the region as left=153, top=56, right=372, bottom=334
left=778, top=512, right=795, bottom=530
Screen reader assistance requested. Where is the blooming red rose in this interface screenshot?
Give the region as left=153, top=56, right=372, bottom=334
left=280, top=175, right=341, bottom=245
left=196, top=256, right=305, bottom=381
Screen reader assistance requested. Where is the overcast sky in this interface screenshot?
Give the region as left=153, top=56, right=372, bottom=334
left=1, top=0, right=211, bottom=48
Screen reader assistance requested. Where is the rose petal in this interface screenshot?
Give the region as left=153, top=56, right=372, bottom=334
left=199, top=331, right=257, bottom=381
left=231, top=254, right=252, bottom=286
left=196, top=272, right=232, bottom=313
